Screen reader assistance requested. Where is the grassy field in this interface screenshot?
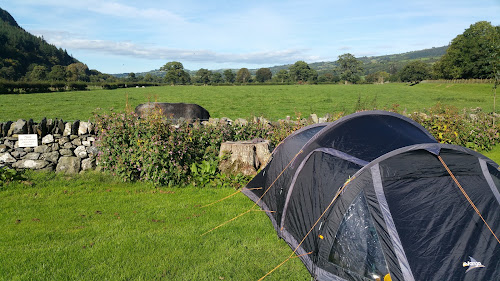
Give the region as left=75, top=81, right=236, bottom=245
left=2, top=82, right=499, bottom=280
left=0, top=172, right=310, bottom=280
left=0, top=83, right=496, bottom=122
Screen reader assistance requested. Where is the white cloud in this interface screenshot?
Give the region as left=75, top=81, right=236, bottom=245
left=37, top=30, right=322, bottom=65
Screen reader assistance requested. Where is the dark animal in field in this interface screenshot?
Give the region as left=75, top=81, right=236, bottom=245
left=134, top=102, right=210, bottom=121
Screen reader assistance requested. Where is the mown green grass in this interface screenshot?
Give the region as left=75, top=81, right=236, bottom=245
left=0, top=171, right=310, bottom=280
left=0, top=83, right=496, bottom=122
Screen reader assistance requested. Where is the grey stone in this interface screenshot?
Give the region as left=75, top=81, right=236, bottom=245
left=71, top=121, right=80, bottom=136
left=59, top=149, right=74, bottom=156
left=37, top=118, right=48, bottom=137
left=24, top=152, right=40, bottom=160
left=0, top=152, right=16, bottom=163
left=82, top=140, right=91, bottom=146
left=74, top=146, right=88, bottom=158
left=78, top=121, right=91, bottom=135
left=10, top=119, right=28, bottom=135
left=42, top=134, right=55, bottom=144
left=23, top=147, right=34, bottom=153
left=309, top=114, right=319, bottom=123
left=81, top=158, right=96, bottom=171
left=40, top=151, right=60, bottom=163
left=0, top=144, right=7, bottom=153
left=46, top=119, right=54, bottom=134
left=56, top=156, right=81, bottom=174
left=87, top=146, right=99, bottom=158
left=63, top=142, right=74, bottom=149
left=71, top=138, right=82, bottom=146
left=63, top=122, right=72, bottom=136
left=53, top=119, right=65, bottom=135
left=11, top=150, right=26, bottom=158
left=318, top=117, right=328, bottom=123
left=69, top=135, right=78, bottom=140
left=58, top=136, right=70, bottom=146
left=2, top=121, right=13, bottom=137
left=87, top=136, right=96, bottom=142
left=50, top=143, right=59, bottom=151
left=27, top=119, right=34, bottom=134
left=34, top=145, right=51, bottom=153
left=3, top=139, right=14, bottom=148
left=13, top=159, right=49, bottom=170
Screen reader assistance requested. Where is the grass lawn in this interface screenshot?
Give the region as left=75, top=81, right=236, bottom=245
left=0, top=172, right=310, bottom=280
left=0, top=83, right=496, bottom=122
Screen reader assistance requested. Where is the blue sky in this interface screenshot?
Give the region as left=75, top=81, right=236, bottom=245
left=1, top=0, right=499, bottom=74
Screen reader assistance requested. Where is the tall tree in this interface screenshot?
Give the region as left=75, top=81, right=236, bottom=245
left=196, top=68, right=212, bottom=85
left=211, top=72, right=223, bottom=84
left=273, top=69, right=289, bottom=83
left=255, top=68, right=272, bottom=82
left=236, top=68, right=251, bottom=83
left=223, top=69, right=235, bottom=83
left=160, top=61, right=190, bottom=85
left=399, top=61, right=430, bottom=84
left=335, top=53, right=363, bottom=84
left=288, top=61, right=317, bottom=82
left=66, top=62, right=89, bottom=82
left=28, top=65, right=48, bottom=81
left=434, top=21, right=500, bottom=79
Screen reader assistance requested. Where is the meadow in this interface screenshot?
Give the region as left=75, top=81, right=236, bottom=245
left=0, top=172, right=310, bottom=280
left=0, top=83, right=496, bottom=122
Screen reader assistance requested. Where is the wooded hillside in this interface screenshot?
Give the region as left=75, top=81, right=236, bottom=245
left=0, top=7, right=78, bottom=80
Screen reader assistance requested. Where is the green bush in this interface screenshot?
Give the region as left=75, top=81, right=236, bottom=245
left=94, top=111, right=303, bottom=187
left=0, top=167, right=26, bottom=188
left=410, top=103, right=500, bottom=151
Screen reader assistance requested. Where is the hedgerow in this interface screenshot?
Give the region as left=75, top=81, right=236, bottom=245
left=95, top=105, right=500, bottom=187
left=94, top=111, right=302, bottom=187
left=410, top=104, right=500, bottom=151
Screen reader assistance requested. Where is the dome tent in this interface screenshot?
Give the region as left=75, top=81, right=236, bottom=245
left=243, top=111, right=500, bottom=281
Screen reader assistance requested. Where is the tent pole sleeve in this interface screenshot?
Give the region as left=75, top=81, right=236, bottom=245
left=479, top=158, right=500, bottom=205
left=371, top=164, right=415, bottom=281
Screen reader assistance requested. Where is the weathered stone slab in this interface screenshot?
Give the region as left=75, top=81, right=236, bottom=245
left=13, top=159, right=49, bottom=170
left=81, top=158, right=96, bottom=171
left=74, top=146, right=88, bottom=158
left=41, top=151, right=60, bottom=163
left=56, top=156, right=81, bottom=174
left=42, top=134, right=54, bottom=144
left=218, top=139, right=271, bottom=176
left=0, top=152, right=16, bottom=163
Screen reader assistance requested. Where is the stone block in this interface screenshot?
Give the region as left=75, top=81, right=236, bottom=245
left=74, top=146, right=88, bottom=158
left=42, top=134, right=54, bottom=144
left=63, top=122, right=72, bottom=136
left=24, top=152, right=40, bottom=160
left=0, top=152, right=16, bottom=163
left=56, top=156, right=81, bottom=174
left=34, top=145, right=51, bottom=154
left=81, top=158, right=96, bottom=171
left=41, top=151, right=60, bottom=163
left=13, top=159, right=49, bottom=170
left=59, top=149, right=74, bottom=156
left=218, top=140, right=271, bottom=176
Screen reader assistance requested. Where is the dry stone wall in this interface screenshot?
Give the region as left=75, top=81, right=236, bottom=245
left=0, top=118, right=98, bottom=174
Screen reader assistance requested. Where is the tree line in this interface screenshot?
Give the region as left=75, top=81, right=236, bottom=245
left=152, top=21, right=499, bottom=86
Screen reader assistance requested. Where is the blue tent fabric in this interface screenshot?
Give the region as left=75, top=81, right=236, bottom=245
left=243, top=111, right=500, bottom=281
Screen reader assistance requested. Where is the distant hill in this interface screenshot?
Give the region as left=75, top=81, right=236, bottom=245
left=0, top=7, right=79, bottom=80
left=123, top=46, right=448, bottom=78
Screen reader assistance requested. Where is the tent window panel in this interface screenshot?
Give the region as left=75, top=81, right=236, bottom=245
left=328, top=192, right=389, bottom=280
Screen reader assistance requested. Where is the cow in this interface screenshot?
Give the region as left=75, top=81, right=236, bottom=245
left=134, top=102, right=210, bottom=121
